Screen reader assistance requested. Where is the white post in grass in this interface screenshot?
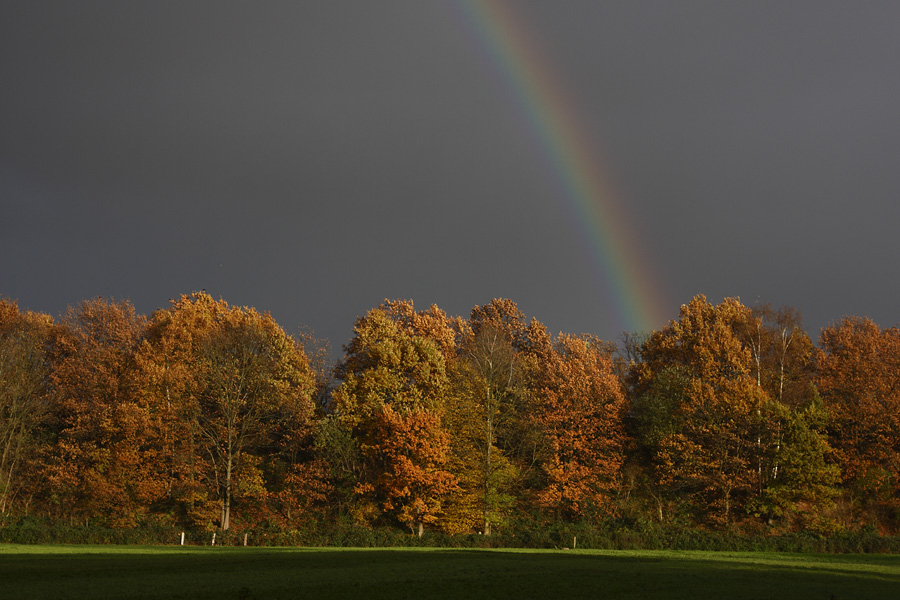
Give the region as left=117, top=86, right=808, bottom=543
left=243, top=533, right=248, bottom=547
left=211, top=532, right=216, bottom=546
left=180, top=531, right=185, bottom=546
left=573, top=536, right=577, bottom=549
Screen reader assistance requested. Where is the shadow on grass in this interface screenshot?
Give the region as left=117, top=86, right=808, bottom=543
left=2, top=546, right=899, bottom=599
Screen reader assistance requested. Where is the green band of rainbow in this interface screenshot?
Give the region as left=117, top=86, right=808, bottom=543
left=455, top=0, right=668, bottom=334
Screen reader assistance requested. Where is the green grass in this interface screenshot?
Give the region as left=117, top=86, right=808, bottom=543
left=1, top=545, right=899, bottom=599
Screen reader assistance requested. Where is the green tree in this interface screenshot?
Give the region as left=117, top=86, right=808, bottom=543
left=747, top=389, right=839, bottom=529
left=627, top=366, right=692, bottom=522
left=450, top=299, right=538, bottom=535
left=444, top=325, right=522, bottom=535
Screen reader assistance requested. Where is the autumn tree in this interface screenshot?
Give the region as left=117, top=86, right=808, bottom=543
left=0, top=300, right=53, bottom=514
left=136, top=292, right=316, bottom=530
left=198, top=309, right=315, bottom=529
left=630, top=295, right=837, bottom=528
left=531, top=334, right=626, bottom=520
left=135, top=292, right=227, bottom=527
left=378, top=299, right=464, bottom=359
left=268, top=328, right=335, bottom=526
left=630, top=296, right=768, bottom=524
left=740, top=304, right=815, bottom=406
left=817, top=316, right=900, bottom=529
left=43, top=298, right=159, bottom=526
left=333, top=307, right=456, bottom=535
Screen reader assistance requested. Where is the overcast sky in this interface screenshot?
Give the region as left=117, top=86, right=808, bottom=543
left=3, top=1, right=899, bottom=354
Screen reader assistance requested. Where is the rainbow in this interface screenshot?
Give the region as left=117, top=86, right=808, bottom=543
left=453, top=0, right=668, bottom=334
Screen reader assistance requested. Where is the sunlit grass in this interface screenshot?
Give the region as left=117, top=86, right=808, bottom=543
left=2, top=544, right=899, bottom=599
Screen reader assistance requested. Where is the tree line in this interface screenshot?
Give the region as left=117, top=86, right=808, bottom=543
left=1, top=292, right=898, bottom=537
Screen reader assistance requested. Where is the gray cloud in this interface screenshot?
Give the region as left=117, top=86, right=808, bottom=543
left=2, top=1, right=899, bottom=351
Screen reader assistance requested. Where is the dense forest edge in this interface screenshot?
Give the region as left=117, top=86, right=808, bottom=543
left=1, top=292, right=899, bottom=551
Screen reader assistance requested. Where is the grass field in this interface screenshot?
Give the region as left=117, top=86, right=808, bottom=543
left=1, top=544, right=899, bottom=599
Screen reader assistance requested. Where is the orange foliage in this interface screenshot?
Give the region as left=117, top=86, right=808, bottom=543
left=818, top=317, right=900, bottom=523
left=366, top=404, right=457, bottom=534
left=379, top=299, right=465, bottom=358
left=0, top=299, right=53, bottom=514
left=334, top=307, right=455, bottom=534
left=136, top=292, right=316, bottom=530
left=43, top=298, right=161, bottom=526
left=533, top=334, right=626, bottom=519
left=633, top=296, right=765, bottom=524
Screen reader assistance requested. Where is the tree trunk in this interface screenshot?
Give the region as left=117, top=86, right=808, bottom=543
left=723, top=488, right=731, bottom=524
left=222, top=495, right=231, bottom=531
left=483, top=384, right=494, bottom=536
left=222, top=452, right=233, bottom=531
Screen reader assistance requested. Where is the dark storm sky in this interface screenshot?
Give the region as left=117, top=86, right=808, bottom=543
left=3, top=1, right=899, bottom=352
